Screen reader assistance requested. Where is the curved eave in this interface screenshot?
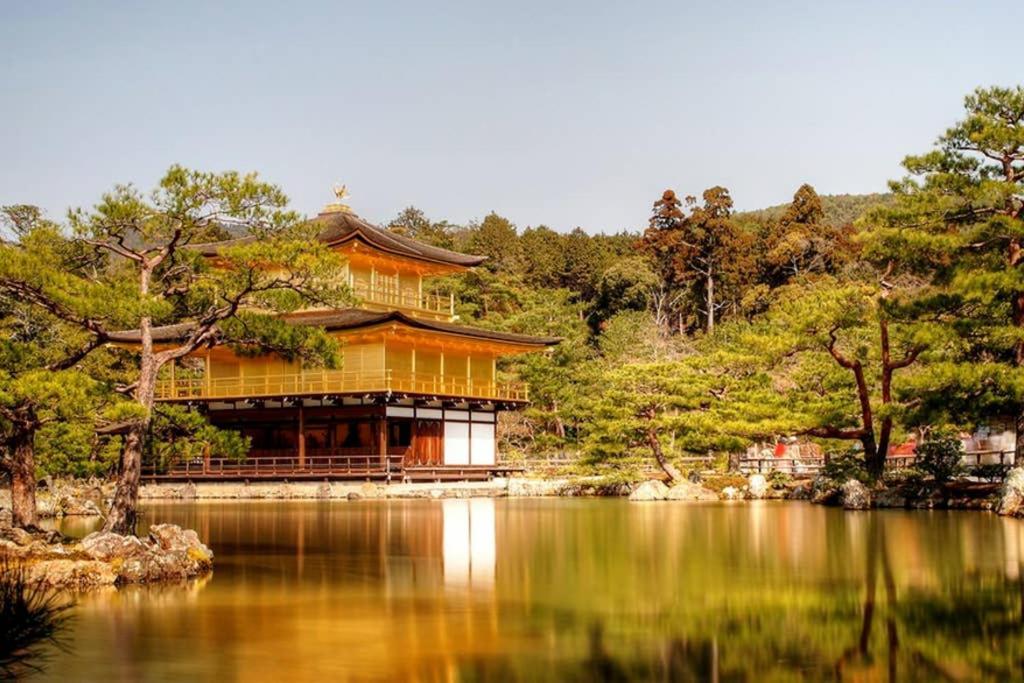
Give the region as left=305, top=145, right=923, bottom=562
left=108, top=309, right=561, bottom=350
left=329, top=231, right=485, bottom=270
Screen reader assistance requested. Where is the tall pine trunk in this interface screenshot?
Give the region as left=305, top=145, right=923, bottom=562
left=103, top=421, right=148, bottom=535
left=8, top=422, right=38, bottom=529
left=863, top=430, right=884, bottom=481
left=104, top=267, right=156, bottom=536
left=104, top=353, right=157, bottom=535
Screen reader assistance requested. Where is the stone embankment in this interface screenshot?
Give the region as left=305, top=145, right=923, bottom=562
left=0, top=479, right=109, bottom=520
left=137, top=476, right=754, bottom=502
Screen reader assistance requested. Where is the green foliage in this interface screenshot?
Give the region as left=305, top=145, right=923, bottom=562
left=591, top=256, right=658, bottom=324
left=969, top=463, right=1010, bottom=482
left=863, top=85, right=1024, bottom=427
left=915, top=430, right=964, bottom=484
left=386, top=206, right=457, bottom=249
left=35, top=422, right=119, bottom=479
left=821, top=450, right=870, bottom=485
left=146, top=404, right=249, bottom=472
left=466, top=212, right=525, bottom=274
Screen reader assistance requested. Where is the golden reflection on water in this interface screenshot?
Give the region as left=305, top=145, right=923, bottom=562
left=30, top=500, right=1024, bottom=681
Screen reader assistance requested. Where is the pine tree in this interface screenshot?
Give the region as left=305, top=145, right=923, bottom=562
left=0, top=168, right=351, bottom=534
left=865, top=85, right=1024, bottom=457
left=0, top=207, right=114, bottom=528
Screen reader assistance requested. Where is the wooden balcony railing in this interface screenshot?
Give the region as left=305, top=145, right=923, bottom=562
left=351, top=282, right=454, bottom=318
left=155, top=369, right=528, bottom=402
left=143, top=449, right=409, bottom=479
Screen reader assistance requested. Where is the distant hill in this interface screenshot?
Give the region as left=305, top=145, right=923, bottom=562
left=737, top=193, right=893, bottom=228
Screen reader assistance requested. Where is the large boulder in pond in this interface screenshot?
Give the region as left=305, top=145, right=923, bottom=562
left=628, top=480, right=670, bottom=501
left=665, top=481, right=718, bottom=502
left=997, top=467, right=1024, bottom=518
left=80, top=530, right=149, bottom=562
left=841, top=479, right=871, bottom=510
left=747, top=474, right=769, bottom=500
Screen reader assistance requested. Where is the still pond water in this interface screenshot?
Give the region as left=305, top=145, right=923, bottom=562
left=32, top=500, right=1024, bottom=681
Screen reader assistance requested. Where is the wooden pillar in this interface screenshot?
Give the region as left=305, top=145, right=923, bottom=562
left=298, top=403, right=306, bottom=470
left=202, top=443, right=210, bottom=474
left=378, top=416, right=388, bottom=469
left=204, top=352, right=211, bottom=396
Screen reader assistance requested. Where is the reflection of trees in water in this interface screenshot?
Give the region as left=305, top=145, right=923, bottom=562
left=838, top=516, right=1024, bottom=681
left=457, top=511, right=1024, bottom=682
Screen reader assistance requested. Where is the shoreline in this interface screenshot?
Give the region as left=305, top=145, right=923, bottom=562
left=0, top=473, right=1010, bottom=515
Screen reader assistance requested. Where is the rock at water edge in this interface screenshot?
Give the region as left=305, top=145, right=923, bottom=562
left=997, top=467, right=1024, bottom=517
left=747, top=474, right=769, bottom=500
left=665, top=482, right=719, bottom=502
left=628, top=480, right=670, bottom=502
left=841, top=479, right=871, bottom=510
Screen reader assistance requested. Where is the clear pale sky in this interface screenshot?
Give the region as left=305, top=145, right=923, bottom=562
left=2, top=1, right=1021, bottom=233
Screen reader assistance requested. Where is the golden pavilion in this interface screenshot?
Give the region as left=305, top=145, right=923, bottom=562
left=140, top=197, right=558, bottom=481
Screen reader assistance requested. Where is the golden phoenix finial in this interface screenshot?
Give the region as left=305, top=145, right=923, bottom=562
left=323, top=183, right=352, bottom=213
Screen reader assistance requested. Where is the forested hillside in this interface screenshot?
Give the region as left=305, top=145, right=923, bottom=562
left=735, top=193, right=893, bottom=229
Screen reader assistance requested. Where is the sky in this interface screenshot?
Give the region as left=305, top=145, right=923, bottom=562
left=1, top=1, right=1021, bottom=234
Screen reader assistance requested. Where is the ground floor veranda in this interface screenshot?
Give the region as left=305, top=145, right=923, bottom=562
left=143, top=396, right=520, bottom=482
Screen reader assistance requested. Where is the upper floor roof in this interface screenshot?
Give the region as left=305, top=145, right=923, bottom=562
left=188, top=207, right=486, bottom=271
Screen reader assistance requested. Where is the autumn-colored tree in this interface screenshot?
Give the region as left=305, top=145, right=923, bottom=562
left=762, top=184, right=855, bottom=286
left=643, top=187, right=749, bottom=334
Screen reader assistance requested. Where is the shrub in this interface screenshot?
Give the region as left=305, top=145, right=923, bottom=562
left=822, top=450, right=870, bottom=485
left=916, top=432, right=964, bottom=484
left=969, top=463, right=1011, bottom=483
left=883, top=466, right=925, bottom=486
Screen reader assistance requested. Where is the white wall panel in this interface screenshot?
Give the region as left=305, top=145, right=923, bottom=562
left=470, top=423, right=495, bottom=465
left=444, top=421, right=470, bottom=465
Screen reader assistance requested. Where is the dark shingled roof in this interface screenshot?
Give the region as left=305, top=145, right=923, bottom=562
left=109, top=309, right=561, bottom=347
left=187, top=210, right=487, bottom=268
